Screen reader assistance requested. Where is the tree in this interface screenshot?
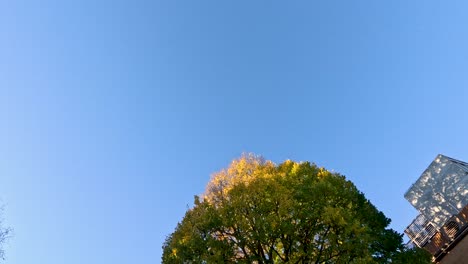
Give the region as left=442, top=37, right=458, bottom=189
left=0, top=207, right=10, bottom=261
left=162, top=154, right=431, bottom=263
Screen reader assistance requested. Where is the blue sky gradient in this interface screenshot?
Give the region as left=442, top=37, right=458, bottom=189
left=1, top=1, right=468, bottom=263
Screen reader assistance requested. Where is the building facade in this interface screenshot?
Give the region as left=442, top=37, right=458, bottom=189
left=405, top=154, right=468, bottom=263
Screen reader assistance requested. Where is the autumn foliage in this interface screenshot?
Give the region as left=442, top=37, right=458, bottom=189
left=162, top=154, right=430, bottom=263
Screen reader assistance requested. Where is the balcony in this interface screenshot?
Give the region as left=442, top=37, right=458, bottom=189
left=406, top=204, right=468, bottom=262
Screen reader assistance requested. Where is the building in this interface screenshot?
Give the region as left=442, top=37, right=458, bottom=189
left=405, top=154, right=468, bottom=263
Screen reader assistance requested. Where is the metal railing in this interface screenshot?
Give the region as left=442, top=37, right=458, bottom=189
left=405, top=214, right=437, bottom=247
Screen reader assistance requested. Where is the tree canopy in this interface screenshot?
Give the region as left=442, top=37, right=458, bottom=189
left=162, top=154, right=431, bottom=263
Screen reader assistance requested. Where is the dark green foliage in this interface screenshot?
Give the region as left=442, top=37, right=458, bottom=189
left=391, top=247, right=432, bottom=264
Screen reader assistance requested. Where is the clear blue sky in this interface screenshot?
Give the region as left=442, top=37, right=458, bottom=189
left=1, top=1, right=468, bottom=263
